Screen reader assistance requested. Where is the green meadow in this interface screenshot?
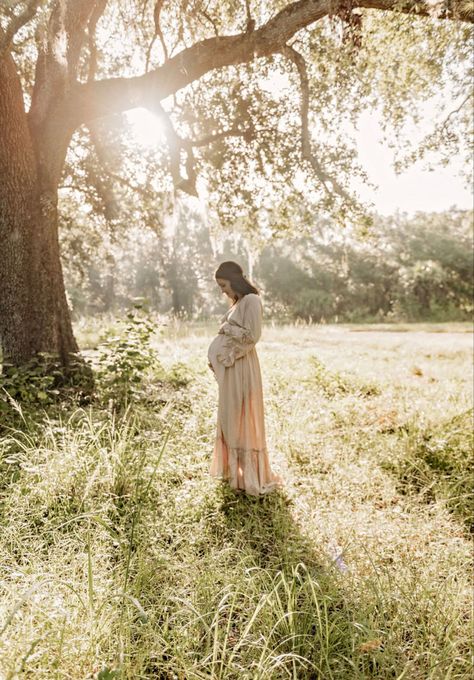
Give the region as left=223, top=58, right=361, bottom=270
left=0, top=321, right=472, bottom=679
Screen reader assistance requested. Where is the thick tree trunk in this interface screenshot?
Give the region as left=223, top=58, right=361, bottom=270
left=0, top=49, right=78, bottom=369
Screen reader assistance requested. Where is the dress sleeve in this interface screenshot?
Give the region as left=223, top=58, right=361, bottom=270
left=216, top=296, right=262, bottom=367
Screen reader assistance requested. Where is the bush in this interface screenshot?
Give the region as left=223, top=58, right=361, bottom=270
left=95, top=307, right=163, bottom=409
left=0, top=353, right=93, bottom=425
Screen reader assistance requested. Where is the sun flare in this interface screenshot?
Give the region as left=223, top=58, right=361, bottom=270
left=126, top=108, right=166, bottom=147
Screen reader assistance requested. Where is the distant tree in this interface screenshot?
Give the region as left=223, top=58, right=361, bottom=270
left=383, top=209, right=473, bottom=319
left=257, top=209, right=473, bottom=322
left=160, top=206, right=215, bottom=317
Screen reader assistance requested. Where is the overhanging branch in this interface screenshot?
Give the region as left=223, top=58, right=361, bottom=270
left=138, top=100, right=250, bottom=196
left=69, top=0, right=473, bottom=130
left=147, top=102, right=198, bottom=196
left=280, top=43, right=353, bottom=202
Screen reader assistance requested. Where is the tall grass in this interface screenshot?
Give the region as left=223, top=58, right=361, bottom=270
left=0, top=323, right=472, bottom=678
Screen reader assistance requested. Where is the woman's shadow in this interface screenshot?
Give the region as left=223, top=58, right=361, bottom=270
left=213, top=481, right=341, bottom=578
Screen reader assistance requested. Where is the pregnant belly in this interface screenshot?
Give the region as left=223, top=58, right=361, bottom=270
left=208, top=334, right=227, bottom=384
left=208, top=334, right=226, bottom=366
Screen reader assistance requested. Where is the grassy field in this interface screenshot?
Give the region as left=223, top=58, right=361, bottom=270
left=0, top=321, right=472, bottom=679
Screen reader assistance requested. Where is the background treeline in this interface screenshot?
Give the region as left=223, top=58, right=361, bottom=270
left=62, top=207, right=473, bottom=323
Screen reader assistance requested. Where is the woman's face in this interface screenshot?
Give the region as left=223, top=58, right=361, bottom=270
left=216, top=277, right=236, bottom=300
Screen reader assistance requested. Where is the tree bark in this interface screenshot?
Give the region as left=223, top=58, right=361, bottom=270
left=0, top=48, right=78, bottom=368
left=0, top=1, right=99, bottom=370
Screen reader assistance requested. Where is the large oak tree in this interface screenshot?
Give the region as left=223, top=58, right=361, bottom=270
left=0, top=0, right=472, bottom=369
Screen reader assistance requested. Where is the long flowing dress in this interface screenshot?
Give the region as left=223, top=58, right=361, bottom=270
left=207, top=293, right=284, bottom=496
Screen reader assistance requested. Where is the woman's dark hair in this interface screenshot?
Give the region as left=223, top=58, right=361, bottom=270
left=215, top=261, right=259, bottom=302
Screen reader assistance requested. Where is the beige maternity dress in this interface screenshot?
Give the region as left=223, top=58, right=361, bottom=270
left=207, top=293, right=283, bottom=496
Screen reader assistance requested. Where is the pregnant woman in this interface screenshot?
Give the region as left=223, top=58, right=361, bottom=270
left=207, top=261, right=283, bottom=496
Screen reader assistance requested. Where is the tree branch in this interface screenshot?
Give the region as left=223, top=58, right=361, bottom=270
left=280, top=43, right=353, bottom=202
left=139, top=104, right=248, bottom=196
left=145, top=0, right=169, bottom=73
left=198, top=8, right=220, bottom=36
left=0, top=0, right=43, bottom=59
left=440, top=91, right=472, bottom=130
left=87, top=0, right=108, bottom=82
left=69, top=0, right=473, bottom=130
left=65, top=0, right=108, bottom=80
left=29, top=0, right=105, bottom=127
left=244, top=0, right=256, bottom=32
left=87, top=123, right=120, bottom=220
left=146, top=102, right=199, bottom=196
left=28, top=0, right=109, bottom=186
left=175, top=125, right=254, bottom=196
